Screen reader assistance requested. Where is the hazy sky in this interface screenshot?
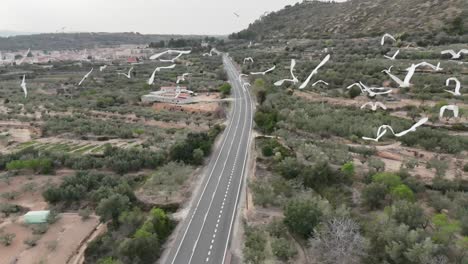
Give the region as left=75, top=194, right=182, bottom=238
left=2, top=0, right=303, bottom=35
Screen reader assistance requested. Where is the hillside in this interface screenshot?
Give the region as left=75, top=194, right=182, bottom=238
left=0, top=32, right=208, bottom=51
left=231, top=0, right=468, bottom=42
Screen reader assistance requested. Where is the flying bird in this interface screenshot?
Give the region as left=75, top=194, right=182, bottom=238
left=299, top=54, right=331, bottom=89
left=239, top=74, right=248, bottom=82
left=360, top=102, right=387, bottom=111
left=176, top=73, right=190, bottom=84
left=20, top=75, right=27, bottom=98
left=99, top=65, right=108, bottom=72
left=203, top=48, right=221, bottom=57
left=410, top=61, right=443, bottom=72
left=18, top=48, right=31, bottom=65
left=439, top=105, right=459, bottom=119
left=347, top=83, right=366, bottom=93
left=243, top=83, right=251, bottom=91
left=118, top=67, right=134, bottom=79
left=150, top=50, right=191, bottom=60
left=251, top=65, right=276, bottom=75
left=148, top=64, right=176, bottom=85
left=233, top=12, right=240, bottom=18
left=441, top=49, right=468, bottom=59
left=243, top=57, right=254, bottom=64
left=274, top=59, right=299, bottom=86
left=444, top=77, right=462, bottom=96
left=359, top=82, right=393, bottom=97
left=78, top=68, right=94, bottom=86
left=382, top=66, right=394, bottom=73
left=248, top=41, right=253, bottom=48
left=381, top=33, right=396, bottom=46
left=312, top=80, right=329, bottom=86
left=363, top=117, right=428, bottom=141
left=384, top=49, right=400, bottom=60
left=383, top=63, right=418, bottom=88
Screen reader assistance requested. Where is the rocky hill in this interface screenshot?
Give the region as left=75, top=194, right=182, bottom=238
left=231, top=0, right=467, bottom=43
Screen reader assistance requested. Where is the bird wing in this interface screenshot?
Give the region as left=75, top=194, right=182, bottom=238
left=21, top=75, right=27, bottom=98
left=392, top=49, right=400, bottom=59
left=381, top=33, right=396, bottom=45
left=148, top=69, right=158, bottom=85
left=403, top=66, right=416, bottom=85
left=360, top=102, right=371, bottom=109
left=128, top=67, right=134, bottom=76
left=161, top=64, right=176, bottom=70
left=299, top=54, right=330, bottom=89
left=395, top=117, right=428, bottom=137
left=441, top=50, right=456, bottom=57
left=150, top=50, right=169, bottom=60
left=439, top=106, right=448, bottom=119
left=264, top=65, right=276, bottom=74
left=376, top=102, right=387, bottom=110
left=290, top=59, right=297, bottom=80
left=384, top=70, right=404, bottom=86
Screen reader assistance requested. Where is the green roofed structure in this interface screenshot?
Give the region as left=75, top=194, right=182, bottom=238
left=23, top=210, right=50, bottom=224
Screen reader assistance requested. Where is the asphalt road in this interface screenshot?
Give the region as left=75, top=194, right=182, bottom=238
left=165, top=55, right=254, bottom=264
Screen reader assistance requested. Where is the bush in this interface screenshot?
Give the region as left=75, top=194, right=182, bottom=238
left=284, top=198, right=324, bottom=238
left=6, top=158, right=54, bottom=174
left=244, top=226, right=267, bottom=264
left=0, top=233, right=15, bottom=246
left=271, top=237, right=297, bottom=261
left=389, top=200, right=426, bottom=229
left=391, top=184, right=415, bottom=201
left=362, top=182, right=388, bottom=209
left=24, top=236, right=40, bottom=248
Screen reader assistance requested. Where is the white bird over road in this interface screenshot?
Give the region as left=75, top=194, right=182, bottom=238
left=274, top=59, right=299, bottom=86
left=148, top=64, right=176, bottom=85
left=384, top=49, right=400, bottom=60
left=383, top=63, right=418, bottom=88
left=381, top=33, right=396, bottom=46
left=99, top=65, right=108, bottom=72
left=239, top=74, right=248, bottom=82
left=439, top=105, right=459, bottom=119
left=78, top=68, right=93, bottom=86
left=150, top=50, right=191, bottom=60
left=243, top=57, right=254, bottom=64
left=361, top=102, right=387, bottom=111
left=176, top=73, right=191, bottom=84
left=251, top=65, right=276, bottom=75
left=20, top=75, right=27, bottom=98
left=299, top=54, right=331, bottom=89
left=441, top=49, right=468, bottom=59
left=312, top=80, right=329, bottom=87
left=118, top=67, right=134, bottom=79
left=203, top=48, right=221, bottom=57
left=444, top=77, right=462, bottom=96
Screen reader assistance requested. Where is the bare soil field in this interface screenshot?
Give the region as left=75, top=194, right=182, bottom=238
left=0, top=214, right=100, bottom=264
left=152, top=93, right=223, bottom=114
left=0, top=169, right=73, bottom=212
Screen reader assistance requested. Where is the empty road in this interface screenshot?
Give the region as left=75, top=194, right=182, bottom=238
left=165, top=54, right=254, bottom=264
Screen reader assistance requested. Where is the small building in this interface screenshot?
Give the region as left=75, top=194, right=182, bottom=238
left=24, top=210, right=50, bottom=224
left=127, top=57, right=139, bottom=64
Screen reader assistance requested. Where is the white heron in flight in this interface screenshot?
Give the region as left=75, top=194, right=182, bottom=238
left=78, top=68, right=94, bottom=86
left=299, top=54, right=331, bottom=89
left=148, top=64, right=176, bottom=85
left=410, top=61, right=443, bottom=72
left=251, top=65, right=276, bottom=75
left=150, top=50, right=191, bottom=60
left=384, top=49, right=400, bottom=60
left=99, top=65, right=108, bottom=72
left=312, top=80, right=329, bottom=87
left=444, top=77, right=462, bottom=96
left=20, top=75, right=27, bottom=98
left=239, top=74, right=248, bottom=83
left=363, top=117, right=428, bottom=141
left=176, top=73, right=191, bottom=84
left=360, top=102, right=387, bottom=111
left=118, top=67, right=134, bottom=79
left=18, top=48, right=31, bottom=65
left=274, top=59, right=299, bottom=86
left=441, top=49, right=468, bottom=59
left=381, top=33, right=396, bottom=46
left=243, top=57, right=254, bottom=64
left=203, top=48, right=221, bottom=57
left=359, top=82, right=393, bottom=97
left=383, top=63, right=418, bottom=88
left=439, top=105, right=459, bottom=119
